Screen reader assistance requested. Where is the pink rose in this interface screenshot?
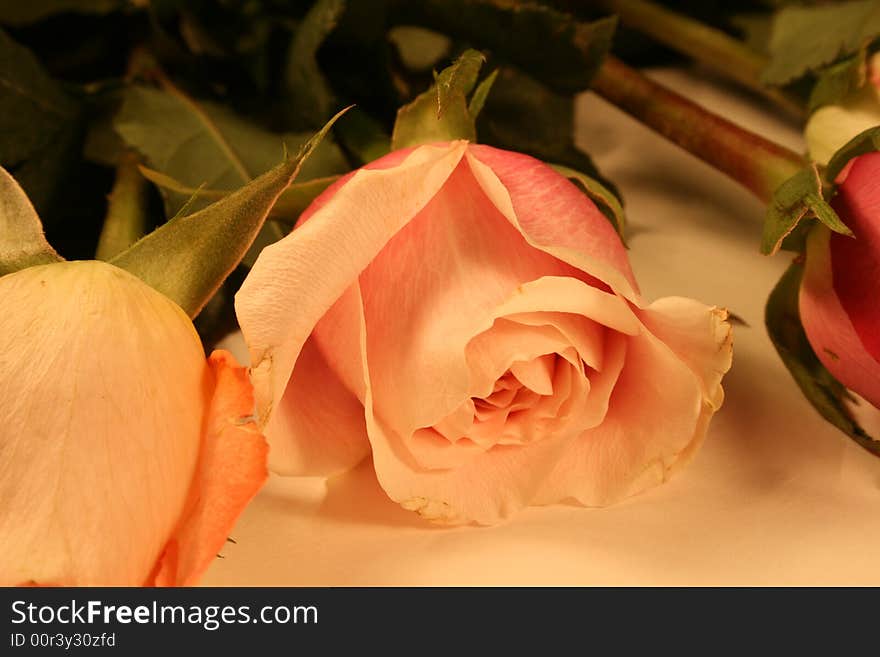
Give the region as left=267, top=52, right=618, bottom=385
left=800, top=151, right=880, bottom=408
left=236, top=141, right=732, bottom=525
left=0, top=260, right=268, bottom=585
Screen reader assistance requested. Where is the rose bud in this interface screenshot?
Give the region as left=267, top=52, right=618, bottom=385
left=236, top=141, right=732, bottom=525
left=0, top=260, right=268, bottom=585
left=800, top=151, right=880, bottom=409
left=806, top=53, right=880, bottom=165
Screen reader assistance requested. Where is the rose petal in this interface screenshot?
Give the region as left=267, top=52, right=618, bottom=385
left=829, top=152, right=880, bottom=363
left=805, top=84, right=880, bottom=165
left=0, top=261, right=204, bottom=586
left=465, top=146, right=640, bottom=301
left=150, top=350, right=268, bottom=586
left=636, top=297, right=732, bottom=409
left=358, top=159, right=593, bottom=436
left=801, top=226, right=880, bottom=407
left=265, top=285, right=371, bottom=476
left=535, top=321, right=705, bottom=507
left=235, top=141, right=468, bottom=442
left=365, top=278, right=632, bottom=524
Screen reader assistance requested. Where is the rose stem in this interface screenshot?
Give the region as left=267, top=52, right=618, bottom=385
left=95, top=150, right=149, bottom=261
left=594, top=0, right=805, bottom=121
left=591, top=56, right=806, bottom=203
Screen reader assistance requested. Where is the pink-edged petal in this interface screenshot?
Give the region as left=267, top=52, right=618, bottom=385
left=358, top=159, right=593, bottom=435
left=535, top=323, right=704, bottom=507
left=829, top=152, right=880, bottom=362
left=801, top=226, right=880, bottom=407
left=0, top=261, right=204, bottom=586
left=235, top=142, right=467, bottom=448
left=465, top=146, right=640, bottom=301
left=150, top=350, right=268, bottom=586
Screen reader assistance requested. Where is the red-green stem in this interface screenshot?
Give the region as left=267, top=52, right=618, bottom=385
left=595, top=0, right=805, bottom=121
left=592, top=56, right=806, bottom=203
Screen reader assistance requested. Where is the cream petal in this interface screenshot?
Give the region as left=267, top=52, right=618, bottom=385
left=805, top=84, right=880, bottom=165
left=636, top=297, right=732, bottom=409
left=535, top=317, right=716, bottom=507
left=235, top=141, right=469, bottom=439
left=0, top=261, right=205, bottom=586
left=357, top=158, right=594, bottom=437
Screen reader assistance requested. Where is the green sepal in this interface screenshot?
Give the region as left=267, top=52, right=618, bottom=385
left=761, top=166, right=852, bottom=256
left=825, top=125, right=880, bottom=183
left=391, top=49, right=487, bottom=149
left=551, top=164, right=626, bottom=243
left=137, top=167, right=339, bottom=228
left=0, top=166, right=63, bottom=276
left=110, top=108, right=348, bottom=318
left=467, top=68, right=499, bottom=121
left=766, top=261, right=879, bottom=456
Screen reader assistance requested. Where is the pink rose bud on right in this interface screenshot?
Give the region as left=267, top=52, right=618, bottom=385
left=236, top=141, right=733, bottom=525
left=800, top=151, right=880, bottom=409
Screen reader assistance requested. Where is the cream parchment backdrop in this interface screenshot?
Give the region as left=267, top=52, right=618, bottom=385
left=206, top=69, right=880, bottom=586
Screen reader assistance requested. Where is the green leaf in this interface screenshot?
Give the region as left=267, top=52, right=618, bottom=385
left=762, top=0, right=880, bottom=85
left=138, top=166, right=339, bottom=226
left=391, top=49, right=485, bottom=149
left=110, top=109, right=347, bottom=318
left=0, top=0, right=122, bottom=26
left=0, top=166, right=63, bottom=276
left=284, top=0, right=346, bottom=128
left=761, top=167, right=852, bottom=255
left=114, top=83, right=349, bottom=217
left=808, top=52, right=867, bottom=111
left=551, top=164, right=626, bottom=241
left=392, top=1, right=617, bottom=93
left=825, top=125, right=880, bottom=183
left=0, top=28, right=83, bottom=216
left=766, top=261, right=879, bottom=457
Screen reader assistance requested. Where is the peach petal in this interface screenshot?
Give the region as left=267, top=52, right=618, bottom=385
left=150, top=350, right=268, bottom=586
left=264, top=285, right=371, bottom=476
left=534, top=326, right=703, bottom=506
left=358, top=159, right=593, bottom=436
left=466, top=320, right=574, bottom=399
left=636, top=298, right=732, bottom=409
left=510, top=355, right=555, bottom=395
left=235, top=142, right=467, bottom=442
